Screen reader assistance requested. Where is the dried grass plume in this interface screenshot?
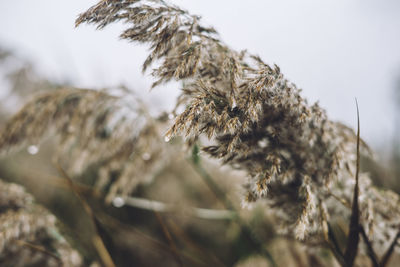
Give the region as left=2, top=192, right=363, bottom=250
left=0, top=180, right=82, bottom=266
left=75, top=0, right=400, bottom=255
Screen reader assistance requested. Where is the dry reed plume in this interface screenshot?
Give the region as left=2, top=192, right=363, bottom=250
left=0, top=180, right=82, bottom=266
left=0, top=88, right=166, bottom=201
left=74, top=0, right=400, bottom=255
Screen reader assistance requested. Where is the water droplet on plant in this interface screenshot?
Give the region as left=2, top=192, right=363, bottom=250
left=142, top=152, right=151, bottom=161
left=27, top=145, right=39, bottom=155
left=257, top=139, right=268, bottom=148
left=164, top=136, right=170, bottom=142
left=168, top=113, right=174, bottom=120
left=112, top=197, right=125, bottom=208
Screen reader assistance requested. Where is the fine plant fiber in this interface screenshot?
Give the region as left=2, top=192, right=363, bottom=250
left=75, top=0, right=400, bottom=256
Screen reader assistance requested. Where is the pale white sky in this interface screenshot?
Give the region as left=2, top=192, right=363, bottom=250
left=0, top=0, right=400, bottom=148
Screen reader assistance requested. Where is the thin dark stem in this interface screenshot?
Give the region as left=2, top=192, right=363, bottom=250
left=154, top=212, right=183, bottom=267
left=359, top=225, right=379, bottom=267
left=380, top=230, right=400, bottom=267
left=343, top=99, right=361, bottom=267
left=14, top=240, right=62, bottom=263
left=56, top=164, right=116, bottom=267
left=326, top=222, right=345, bottom=266
left=167, top=218, right=227, bottom=267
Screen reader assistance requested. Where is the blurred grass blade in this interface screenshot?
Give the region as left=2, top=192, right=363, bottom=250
left=189, top=155, right=277, bottom=267
left=166, top=219, right=227, bottom=267
left=154, top=212, right=183, bottom=267
left=343, top=99, right=361, bottom=267
left=56, top=164, right=116, bottom=267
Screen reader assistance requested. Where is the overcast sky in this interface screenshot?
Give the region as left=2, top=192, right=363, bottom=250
left=1, top=0, right=400, bottom=148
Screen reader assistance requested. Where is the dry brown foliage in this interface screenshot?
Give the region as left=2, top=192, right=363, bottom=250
left=0, top=180, right=82, bottom=266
